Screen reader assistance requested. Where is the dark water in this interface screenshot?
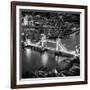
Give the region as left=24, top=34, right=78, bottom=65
left=21, top=48, right=57, bottom=75
left=21, top=34, right=79, bottom=78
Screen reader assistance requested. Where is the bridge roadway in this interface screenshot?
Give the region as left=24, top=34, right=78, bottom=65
left=24, top=40, right=77, bottom=57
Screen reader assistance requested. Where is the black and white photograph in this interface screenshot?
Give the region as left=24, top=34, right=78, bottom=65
left=11, top=1, right=87, bottom=88
left=20, top=9, right=80, bottom=79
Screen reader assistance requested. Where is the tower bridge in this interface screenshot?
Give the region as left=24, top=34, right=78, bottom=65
left=24, top=38, right=77, bottom=57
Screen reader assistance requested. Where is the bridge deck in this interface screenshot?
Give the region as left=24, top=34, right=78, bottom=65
left=24, top=43, right=75, bottom=57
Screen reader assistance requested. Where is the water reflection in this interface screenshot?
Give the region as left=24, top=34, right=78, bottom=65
left=41, top=52, right=48, bottom=66
left=22, top=48, right=56, bottom=75
left=25, top=48, right=31, bottom=62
